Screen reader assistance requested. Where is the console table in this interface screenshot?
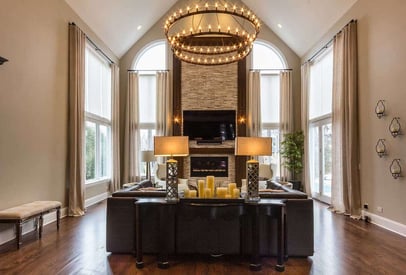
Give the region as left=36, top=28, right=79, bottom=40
left=135, top=197, right=286, bottom=272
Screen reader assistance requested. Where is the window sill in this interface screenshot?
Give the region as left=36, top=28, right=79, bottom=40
left=85, top=178, right=111, bottom=187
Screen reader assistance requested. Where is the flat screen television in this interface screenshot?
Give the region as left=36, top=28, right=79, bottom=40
left=183, top=110, right=236, bottom=141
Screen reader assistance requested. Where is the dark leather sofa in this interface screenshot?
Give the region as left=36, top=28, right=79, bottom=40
left=106, top=180, right=314, bottom=257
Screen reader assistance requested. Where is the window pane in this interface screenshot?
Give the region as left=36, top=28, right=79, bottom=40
left=260, top=74, right=280, bottom=123
left=85, top=45, right=111, bottom=119
left=309, top=48, right=333, bottom=120
left=135, top=43, right=166, bottom=70
left=85, top=121, right=96, bottom=181
left=99, top=125, right=111, bottom=178
left=140, top=128, right=156, bottom=151
left=253, top=42, right=284, bottom=70
left=322, top=123, right=332, bottom=197
left=261, top=128, right=280, bottom=179
left=139, top=75, right=156, bottom=123
left=309, top=125, right=320, bottom=193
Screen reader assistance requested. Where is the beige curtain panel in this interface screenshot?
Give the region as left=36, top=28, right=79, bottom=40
left=110, top=64, right=121, bottom=192
left=301, top=63, right=312, bottom=195
left=331, top=20, right=361, bottom=218
left=248, top=71, right=261, bottom=137
left=156, top=71, right=172, bottom=136
left=68, top=23, right=86, bottom=216
left=123, top=72, right=139, bottom=184
left=279, top=71, right=294, bottom=181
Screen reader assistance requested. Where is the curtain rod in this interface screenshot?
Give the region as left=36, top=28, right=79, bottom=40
left=69, top=22, right=115, bottom=65
left=249, top=68, right=292, bottom=71
left=305, top=19, right=356, bottom=64
left=127, top=69, right=170, bottom=72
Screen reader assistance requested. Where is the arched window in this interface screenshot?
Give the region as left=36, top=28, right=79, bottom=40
left=133, top=41, right=167, bottom=176
left=252, top=41, right=287, bottom=179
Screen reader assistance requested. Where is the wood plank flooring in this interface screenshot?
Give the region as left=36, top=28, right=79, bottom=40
left=0, top=200, right=405, bottom=275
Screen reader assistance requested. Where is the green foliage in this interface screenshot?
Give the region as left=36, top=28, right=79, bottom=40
left=85, top=125, right=95, bottom=180
left=280, top=131, right=304, bottom=180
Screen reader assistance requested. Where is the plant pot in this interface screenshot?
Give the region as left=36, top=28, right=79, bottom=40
left=288, top=180, right=302, bottom=191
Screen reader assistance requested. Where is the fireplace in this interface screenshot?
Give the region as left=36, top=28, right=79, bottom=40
left=190, top=157, right=228, bottom=177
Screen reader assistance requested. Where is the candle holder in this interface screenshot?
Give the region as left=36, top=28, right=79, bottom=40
left=389, top=117, right=401, bottom=137
left=375, top=100, right=385, bottom=118
left=390, top=159, right=402, bottom=179
left=375, top=139, right=387, bottom=158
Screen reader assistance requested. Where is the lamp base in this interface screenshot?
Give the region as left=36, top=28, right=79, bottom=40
left=246, top=159, right=260, bottom=201
left=166, top=159, right=179, bottom=201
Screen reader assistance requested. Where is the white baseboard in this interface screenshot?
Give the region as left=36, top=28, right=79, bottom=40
left=0, top=206, right=68, bottom=246
left=362, top=210, right=406, bottom=237
left=85, top=192, right=109, bottom=208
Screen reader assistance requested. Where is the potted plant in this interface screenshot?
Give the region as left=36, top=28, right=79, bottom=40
left=280, top=131, right=304, bottom=190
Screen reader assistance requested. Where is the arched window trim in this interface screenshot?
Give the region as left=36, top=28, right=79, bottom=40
left=132, top=39, right=168, bottom=73
left=252, top=39, right=288, bottom=71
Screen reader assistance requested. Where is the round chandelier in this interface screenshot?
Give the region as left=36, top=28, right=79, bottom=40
left=164, top=1, right=261, bottom=65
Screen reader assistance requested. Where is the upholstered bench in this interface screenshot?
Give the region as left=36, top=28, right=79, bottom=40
left=0, top=201, right=61, bottom=249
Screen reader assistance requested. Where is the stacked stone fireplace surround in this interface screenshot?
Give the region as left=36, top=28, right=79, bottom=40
left=181, top=61, right=239, bottom=185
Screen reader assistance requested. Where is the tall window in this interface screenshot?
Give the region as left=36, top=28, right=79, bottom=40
left=252, top=41, right=286, bottom=179
left=309, top=47, right=333, bottom=203
left=85, top=44, right=112, bottom=183
left=134, top=41, right=166, bottom=176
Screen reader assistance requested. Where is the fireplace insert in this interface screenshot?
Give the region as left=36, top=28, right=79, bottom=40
left=190, top=157, right=228, bottom=177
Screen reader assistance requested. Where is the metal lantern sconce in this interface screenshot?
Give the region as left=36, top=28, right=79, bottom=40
left=375, top=100, right=385, bottom=118
left=375, top=139, right=387, bottom=158
left=389, top=117, right=401, bottom=137
left=390, top=159, right=402, bottom=179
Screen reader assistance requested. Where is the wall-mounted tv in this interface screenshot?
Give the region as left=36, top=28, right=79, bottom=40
left=183, top=110, right=236, bottom=141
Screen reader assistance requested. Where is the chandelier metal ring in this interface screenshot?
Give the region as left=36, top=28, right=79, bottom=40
left=164, top=1, right=260, bottom=65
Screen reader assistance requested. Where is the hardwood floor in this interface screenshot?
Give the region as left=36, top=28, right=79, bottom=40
left=0, top=200, right=405, bottom=275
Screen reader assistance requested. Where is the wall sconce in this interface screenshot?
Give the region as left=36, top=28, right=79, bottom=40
left=375, top=139, right=387, bottom=158
left=389, top=117, right=401, bottom=137
left=0, top=56, right=8, bottom=65
left=390, top=159, right=402, bottom=179
left=238, top=116, right=246, bottom=124
left=375, top=100, right=385, bottom=118
left=173, top=116, right=181, bottom=125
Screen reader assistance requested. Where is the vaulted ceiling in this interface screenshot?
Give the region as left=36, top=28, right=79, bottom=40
left=65, top=0, right=358, bottom=58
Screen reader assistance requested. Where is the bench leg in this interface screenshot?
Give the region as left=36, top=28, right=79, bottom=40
left=39, top=214, right=44, bottom=239
left=56, top=207, right=60, bottom=230
left=16, top=221, right=22, bottom=249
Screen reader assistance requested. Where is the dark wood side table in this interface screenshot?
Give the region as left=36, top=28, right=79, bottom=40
left=246, top=199, right=286, bottom=272
left=134, top=198, right=286, bottom=272
left=135, top=198, right=176, bottom=269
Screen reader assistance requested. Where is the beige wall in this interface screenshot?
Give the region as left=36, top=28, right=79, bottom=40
left=0, top=0, right=117, bottom=210
left=302, top=0, right=406, bottom=225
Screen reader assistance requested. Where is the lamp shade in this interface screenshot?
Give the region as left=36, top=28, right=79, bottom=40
left=154, top=136, right=189, bottom=157
left=235, top=137, right=272, bottom=156
left=141, top=150, right=155, bottom=162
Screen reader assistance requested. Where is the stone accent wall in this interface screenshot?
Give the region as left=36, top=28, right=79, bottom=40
left=181, top=62, right=238, bottom=110
left=181, top=62, right=238, bottom=183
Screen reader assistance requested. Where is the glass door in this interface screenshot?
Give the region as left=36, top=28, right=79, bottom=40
left=309, top=117, right=332, bottom=203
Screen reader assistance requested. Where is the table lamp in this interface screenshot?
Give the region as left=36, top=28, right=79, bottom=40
left=141, top=150, right=155, bottom=181
left=154, top=136, right=189, bottom=201
left=235, top=137, right=272, bottom=201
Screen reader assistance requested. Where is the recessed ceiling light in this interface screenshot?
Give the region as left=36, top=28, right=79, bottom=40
left=137, top=25, right=142, bottom=30
left=277, top=23, right=283, bottom=29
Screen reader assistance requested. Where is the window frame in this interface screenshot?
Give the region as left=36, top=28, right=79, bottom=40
left=84, top=44, right=113, bottom=185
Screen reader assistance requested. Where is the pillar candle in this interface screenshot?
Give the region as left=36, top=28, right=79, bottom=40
left=206, top=176, right=215, bottom=197
left=189, top=190, right=197, bottom=197
left=198, top=180, right=205, bottom=198
left=228, top=182, right=237, bottom=196
left=184, top=189, right=190, bottom=198
left=232, top=188, right=240, bottom=198
left=204, top=188, right=211, bottom=198
left=216, top=187, right=227, bottom=198
left=225, top=194, right=232, bottom=199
